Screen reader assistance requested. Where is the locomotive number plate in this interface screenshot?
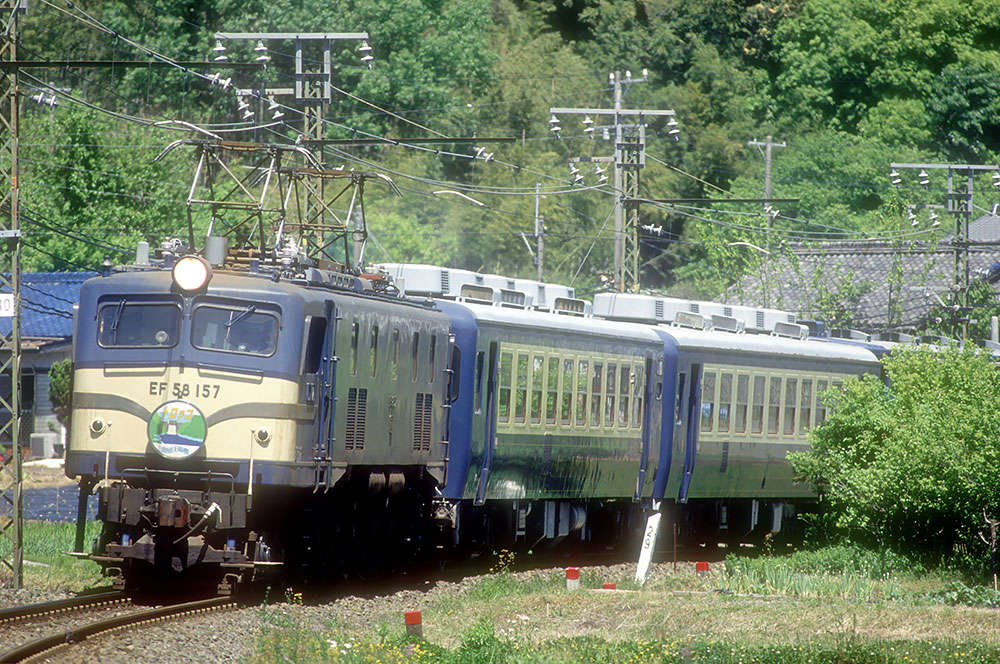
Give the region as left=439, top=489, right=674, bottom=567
left=149, top=381, right=221, bottom=399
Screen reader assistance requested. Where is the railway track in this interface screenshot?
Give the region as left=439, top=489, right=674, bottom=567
left=0, top=595, right=238, bottom=663
left=0, top=590, right=127, bottom=626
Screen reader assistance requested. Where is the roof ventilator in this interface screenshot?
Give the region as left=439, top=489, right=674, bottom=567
left=459, top=284, right=497, bottom=305
left=499, top=288, right=530, bottom=309
left=772, top=321, right=809, bottom=340
left=551, top=297, right=589, bottom=317
left=674, top=311, right=709, bottom=330
left=710, top=315, right=745, bottom=334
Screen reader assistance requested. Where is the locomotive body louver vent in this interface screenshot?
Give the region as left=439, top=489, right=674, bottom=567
left=689, top=302, right=700, bottom=313
left=756, top=311, right=765, bottom=329
left=440, top=270, right=450, bottom=294
left=413, top=393, right=433, bottom=452
left=654, top=300, right=665, bottom=319
left=345, top=387, right=367, bottom=450
left=723, top=306, right=733, bottom=317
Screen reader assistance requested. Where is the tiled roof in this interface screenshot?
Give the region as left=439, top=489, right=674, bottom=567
left=729, top=240, right=999, bottom=330
left=0, top=272, right=96, bottom=339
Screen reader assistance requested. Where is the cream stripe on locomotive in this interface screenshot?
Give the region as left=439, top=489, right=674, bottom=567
left=496, top=342, right=647, bottom=437
left=69, top=366, right=312, bottom=463
left=695, top=364, right=850, bottom=445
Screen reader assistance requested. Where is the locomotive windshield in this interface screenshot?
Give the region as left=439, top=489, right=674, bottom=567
left=191, top=304, right=279, bottom=356
left=97, top=301, right=181, bottom=347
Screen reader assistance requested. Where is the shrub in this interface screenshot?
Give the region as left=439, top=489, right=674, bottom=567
left=789, top=345, right=1000, bottom=573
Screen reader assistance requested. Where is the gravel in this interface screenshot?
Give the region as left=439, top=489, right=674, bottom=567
left=0, top=560, right=697, bottom=663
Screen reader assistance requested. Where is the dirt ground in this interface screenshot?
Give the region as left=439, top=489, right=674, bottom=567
left=7, top=460, right=78, bottom=489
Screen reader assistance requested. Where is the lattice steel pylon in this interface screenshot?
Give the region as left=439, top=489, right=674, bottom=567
left=0, top=0, right=24, bottom=589
left=620, top=127, right=643, bottom=292
left=163, top=138, right=398, bottom=270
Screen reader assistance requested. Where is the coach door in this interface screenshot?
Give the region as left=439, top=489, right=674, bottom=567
left=474, top=341, right=498, bottom=505
left=315, top=300, right=338, bottom=488
left=678, top=364, right=701, bottom=503
left=634, top=356, right=655, bottom=500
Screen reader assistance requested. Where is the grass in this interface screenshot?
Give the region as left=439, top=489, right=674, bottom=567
left=0, top=519, right=104, bottom=590
left=243, top=545, right=1000, bottom=664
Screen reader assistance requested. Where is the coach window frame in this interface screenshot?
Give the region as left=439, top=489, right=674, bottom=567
left=190, top=301, right=281, bottom=357
left=96, top=298, right=183, bottom=349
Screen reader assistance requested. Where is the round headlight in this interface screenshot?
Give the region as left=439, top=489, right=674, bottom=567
left=172, top=255, right=212, bottom=292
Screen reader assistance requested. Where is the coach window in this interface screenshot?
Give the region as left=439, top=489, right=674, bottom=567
left=751, top=376, right=765, bottom=434
left=735, top=374, right=749, bottom=434
left=514, top=354, right=528, bottom=424
left=301, top=317, right=327, bottom=373
left=799, top=379, right=813, bottom=433
left=546, top=358, right=558, bottom=424
left=700, top=371, right=716, bottom=433
left=784, top=378, right=797, bottom=435
left=674, top=373, right=686, bottom=426
left=474, top=351, right=485, bottom=413
left=411, top=332, right=420, bottom=382
left=390, top=329, right=400, bottom=381
left=428, top=335, right=437, bottom=383
left=718, top=373, right=732, bottom=433
left=498, top=352, right=513, bottom=423
left=631, top=364, right=644, bottom=428
left=767, top=377, right=781, bottom=435
left=99, top=300, right=181, bottom=348
left=815, top=379, right=829, bottom=424
left=619, top=365, right=631, bottom=427
left=348, top=321, right=360, bottom=375
left=530, top=355, right=544, bottom=424
left=604, top=364, right=617, bottom=428
left=576, top=360, right=588, bottom=427
left=590, top=362, right=603, bottom=427
left=560, top=359, right=574, bottom=425
left=369, top=325, right=379, bottom=377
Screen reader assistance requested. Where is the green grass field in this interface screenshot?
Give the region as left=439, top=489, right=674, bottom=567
left=244, top=546, right=1000, bottom=664
left=0, top=519, right=103, bottom=590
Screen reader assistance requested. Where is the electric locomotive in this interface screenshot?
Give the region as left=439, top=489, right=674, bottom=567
left=67, top=250, right=458, bottom=590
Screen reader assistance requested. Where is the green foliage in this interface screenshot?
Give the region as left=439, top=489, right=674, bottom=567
left=48, top=359, right=73, bottom=427
left=922, top=581, right=1000, bottom=608
left=19, top=0, right=1000, bottom=296
left=789, top=345, right=1000, bottom=570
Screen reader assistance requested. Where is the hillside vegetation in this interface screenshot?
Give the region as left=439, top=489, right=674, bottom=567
left=19, top=0, right=1000, bottom=297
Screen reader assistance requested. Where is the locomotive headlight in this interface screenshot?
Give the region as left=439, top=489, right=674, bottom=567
left=172, top=255, right=212, bottom=292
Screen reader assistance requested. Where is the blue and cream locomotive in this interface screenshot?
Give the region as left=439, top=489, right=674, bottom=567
left=65, top=249, right=881, bottom=590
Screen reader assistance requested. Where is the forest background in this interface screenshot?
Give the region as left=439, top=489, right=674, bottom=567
left=19, top=0, right=1000, bottom=304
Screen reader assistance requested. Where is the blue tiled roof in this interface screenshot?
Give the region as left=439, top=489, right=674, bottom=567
left=0, top=272, right=97, bottom=339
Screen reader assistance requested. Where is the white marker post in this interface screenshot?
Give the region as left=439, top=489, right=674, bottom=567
left=634, top=501, right=661, bottom=586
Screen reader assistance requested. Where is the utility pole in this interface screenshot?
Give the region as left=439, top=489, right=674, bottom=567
left=0, top=0, right=24, bottom=589
left=747, top=136, right=786, bottom=209
left=551, top=70, right=676, bottom=292
left=747, top=135, right=785, bottom=256
left=890, top=162, right=1000, bottom=339
left=534, top=183, right=544, bottom=282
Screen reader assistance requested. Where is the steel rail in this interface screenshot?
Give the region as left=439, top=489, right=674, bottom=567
left=0, top=590, right=126, bottom=624
left=0, top=596, right=236, bottom=663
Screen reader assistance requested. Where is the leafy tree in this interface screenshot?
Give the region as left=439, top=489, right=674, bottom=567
left=22, top=106, right=192, bottom=271
left=48, top=359, right=73, bottom=428
left=790, top=345, right=1000, bottom=570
